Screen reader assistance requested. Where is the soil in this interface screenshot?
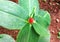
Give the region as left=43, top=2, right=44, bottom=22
left=0, top=27, right=19, bottom=40
left=10, top=0, right=18, bottom=3
left=0, top=0, right=60, bottom=42
left=39, top=0, right=60, bottom=42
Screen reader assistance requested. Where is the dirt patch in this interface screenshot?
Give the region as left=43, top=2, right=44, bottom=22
left=0, top=27, right=19, bottom=40
left=39, top=0, right=60, bottom=42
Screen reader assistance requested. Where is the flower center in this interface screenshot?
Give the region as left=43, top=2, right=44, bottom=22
left=28, top=17, right=34, bottom=24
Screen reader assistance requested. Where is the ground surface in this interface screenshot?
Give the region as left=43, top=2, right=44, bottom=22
left=39, top=0, right=60, bottom=42
left=0, top=0, right=60, bottom=42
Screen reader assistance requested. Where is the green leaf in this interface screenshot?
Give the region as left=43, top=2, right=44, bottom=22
left=38, top=34, right=50, bottom=42
left=0, top=34, right=15, bottom=42
left=0, top=1, right=28, bottom=30
left=33, top=9, right=51, bottom=36
left=33, top=23, right=50, bottom=37
left=0, top=1, right=28, bottom=20
left=0, top=11, right=26, bottom=30
left=18, top=0, right=39, bottom=16
left=16, top=24, right=39, bottom=42
left=35, top=9, right=51, bottom=29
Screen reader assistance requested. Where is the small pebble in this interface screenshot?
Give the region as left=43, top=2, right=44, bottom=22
left=50, top=29, right=55, bottom=34
left=15, top=30, right=18, bottom=33
left=56, top=19, right=60, bottom=23
left=56, top=3, right=59, bottom=5
left=57, top=27, right=60, bottom=31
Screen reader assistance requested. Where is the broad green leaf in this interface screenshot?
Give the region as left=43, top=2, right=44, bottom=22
left=35, top=9, right=51, bottom=29
left=16, top=24, right=39, bottom=42
left=18, top=0, right=39, bottom=16
left=0, top=1, right=29, bottom=30
left=28, top=26, right=39, bottom=42
left=0, top=34, right=15, bottom=42
left=33, top=23, right=50, bottom=37
left=0, top=11, right=26, bottom=30
left=0, top=1, right=28, bottom=20
left=39, top=9, right=51, bottom=23
left=38, top=34, right=50, bottom=42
